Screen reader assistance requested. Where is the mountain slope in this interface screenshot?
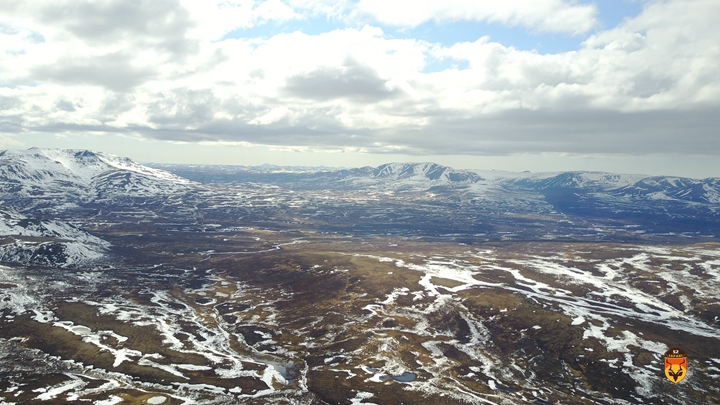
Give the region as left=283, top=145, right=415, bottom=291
left=615, top=176, right=720, bottom=204
left=507, top=171, right=648, bottom=191
left=149, top=162, right=484, bottom=191
left=0, top=148, right=193, bottom=209
left=0, top=207, right=109, bottom=266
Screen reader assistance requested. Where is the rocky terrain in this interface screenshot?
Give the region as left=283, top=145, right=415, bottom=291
left=0, top=148, right=719, bottom=404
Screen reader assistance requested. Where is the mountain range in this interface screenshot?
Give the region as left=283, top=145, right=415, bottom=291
left=3, top=148, right=718, bottom=207
left=150, top=160, right=720, bottom=233
left=1, top=148, right=719, bottom=404
left=149, top=160, right=720, bottom=202
left=0, top=148, right=718, bottom=260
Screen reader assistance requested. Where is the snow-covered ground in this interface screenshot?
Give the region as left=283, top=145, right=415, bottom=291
left=0, top=148, right=193, bottom=207
left=0, top=211, right=109, bottom=266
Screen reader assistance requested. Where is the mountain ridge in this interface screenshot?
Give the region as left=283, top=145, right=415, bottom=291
left=148, top=160, right=720, bottom=201
left=0, top=148, right=193, bottom=209
left=3, top=148, right=719, bottom=204
left=1, top=148, right=719, bottom=238
left=1, top=149, right=719, bottom=404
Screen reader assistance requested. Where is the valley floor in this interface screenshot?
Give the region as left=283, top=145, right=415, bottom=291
left=1, top=229, right=719, bottom=404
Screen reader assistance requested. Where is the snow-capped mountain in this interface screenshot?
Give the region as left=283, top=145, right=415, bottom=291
left=507, top=171, right=648, bottom=191
left=0, top=148, right=193, bottom=209
left=151, top=162, right=720, bottom=236
left=0, top=207, right=109, bottom=266
left=150, top=162, right=484, bottom=191
left=154, top=161, right=720, bottom=205
left=615, top=176, right=720, bottom=204
left=365, top=162, right=483, bottom=183
left=0, top=147, right=199, bottom=266
left=2, top=150, right=719, bottom=249
left=314, top=162, right=485, bottom=190
left=508, top=171, right=720, bottom=210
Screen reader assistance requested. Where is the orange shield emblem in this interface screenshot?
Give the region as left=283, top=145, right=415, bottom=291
left=664, top=348, right=687, bottom=383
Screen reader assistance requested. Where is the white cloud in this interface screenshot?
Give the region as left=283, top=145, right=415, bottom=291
left=580, top=0, right=720, bottom=109
left=252, top=0, right=301, bottom=23
left=182, top=0, right=303, bottom=40
left=350, top=0, right=598, bottom=34
left=287, top=0, right=351, bottom=19
left=0, top=133, right=23, bottom=148
left=0, top=0, right=719, bottom=160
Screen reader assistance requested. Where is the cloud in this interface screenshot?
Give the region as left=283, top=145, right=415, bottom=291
left=30, top=51, right=157, bottom=91
left=0, top=0, right=719, bottom=161
left=55, top=100, right=76, bottom=112
left=146, top=88, right=221, bottom=127
left=287, top=0, right=351, bottom=19
left=350, top=0, right=598, bottom=35
left=252, top=0, right=302, bottom=25
left=283, top=58, right=401, bottom=102
left=0, top=95, right=21, bottom=111
left=384, top=108, right=720, bottom=156
left=0, top=95, right=25, bottom=134
left=0, top=134, right=22, bottom=148
left=182, top=0, right=305, bottom=41
left=1, top=0, right=196, bottom=54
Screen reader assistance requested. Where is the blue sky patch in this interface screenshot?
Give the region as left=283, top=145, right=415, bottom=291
left=221, top=16, right=348, bottom=41
left=220, top=1, right=646, bottom=55
left=384, top=20, right=585, bottom=54
left=589, top=0, right=646, bottom=30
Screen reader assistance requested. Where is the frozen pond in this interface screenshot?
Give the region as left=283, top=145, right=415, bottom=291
left=71, top=326, right=92, bottom=335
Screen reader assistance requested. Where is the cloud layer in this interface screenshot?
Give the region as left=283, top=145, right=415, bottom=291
left=1, top=0, right=719, bottom=157
left=350, top=0, right=598, bottom=34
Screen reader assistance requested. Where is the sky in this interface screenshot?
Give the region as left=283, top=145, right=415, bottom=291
left=1, top=0, right=719, bottom=178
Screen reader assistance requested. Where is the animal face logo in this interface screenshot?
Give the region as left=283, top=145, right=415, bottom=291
left=664, top=348, right=687, bottom=384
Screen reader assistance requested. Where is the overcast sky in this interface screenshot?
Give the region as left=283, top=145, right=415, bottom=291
left=1, top=0, right=719, bottom=177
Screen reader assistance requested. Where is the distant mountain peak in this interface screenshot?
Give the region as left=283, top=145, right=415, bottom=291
left=510, top=171, right=648, bottom=191
left=368, top=162, right=483, bottom=183
left=1, top=147, right=190, bottom=181
left=0, top=148, right=193, bottom=208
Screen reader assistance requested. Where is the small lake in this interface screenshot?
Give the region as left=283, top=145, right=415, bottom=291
left=194, top=297, right=216, bottom=305
left=378, top=372, right=417, bottom=382
left=391, top=372, right=417, bottom=382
